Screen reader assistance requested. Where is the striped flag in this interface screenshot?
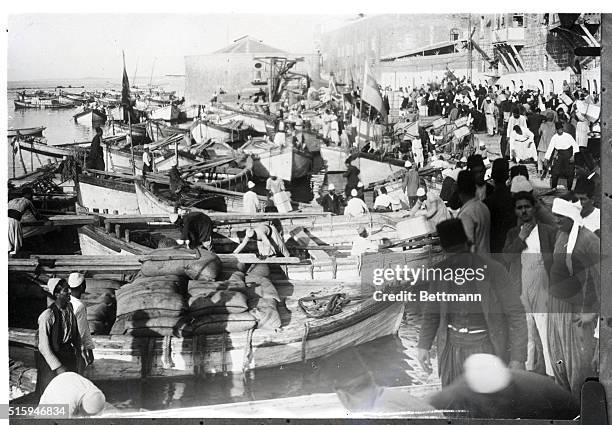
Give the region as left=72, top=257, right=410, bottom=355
left=361, top=60, right=387, bottom=122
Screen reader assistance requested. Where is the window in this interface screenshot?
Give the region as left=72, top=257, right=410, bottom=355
left=543, top=55, right=548, bottom=70
left=501, top=15, right=505, bottom=27
left=450, top=28, right=460, bottom=41
left=512, top=14, right=524, bottom=28
left=549, top=79, right=555, bottom=94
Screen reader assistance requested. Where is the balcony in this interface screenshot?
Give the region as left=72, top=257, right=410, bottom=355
left=492, top=27, right=526, bottom=45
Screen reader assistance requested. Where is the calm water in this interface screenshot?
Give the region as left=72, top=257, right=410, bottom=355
left=8, top=79, right=424, bottom=413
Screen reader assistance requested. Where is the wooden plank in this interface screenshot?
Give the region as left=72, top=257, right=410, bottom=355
left=94, top=211, right=331, bottom=224
left=21, top=215, right=95, bottom=227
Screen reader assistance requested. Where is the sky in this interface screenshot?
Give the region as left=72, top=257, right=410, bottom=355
left=7, top=14, right=350, bottom=81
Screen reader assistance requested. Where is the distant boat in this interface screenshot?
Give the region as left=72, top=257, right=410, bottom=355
left=149, top=104, right=180, bottom=121
left=7, top=126, right=46, bottom=138
left=74, top=108, right=107, bottom=126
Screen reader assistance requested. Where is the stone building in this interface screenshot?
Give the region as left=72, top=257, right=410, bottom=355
left=318, top=14, right=469, bottom=86
left=184, top=35, right=319, bottom=106
left=321, top=14, right=600, bottom=96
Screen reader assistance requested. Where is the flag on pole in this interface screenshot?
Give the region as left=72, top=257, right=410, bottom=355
left=121, top=51, right=131, bottom=107
left=361, top=60, right=387, bottom=122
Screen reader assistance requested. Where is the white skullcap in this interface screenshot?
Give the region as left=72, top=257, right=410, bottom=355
left=194, top=172, right=204, bottom=178
left=247, top=181, right=255, bottom=189
left=479, top=140, right=486, bottom=148
left=47, top=278, right=62, bottom=295
left=464, top=354, right=511, bottom=394
left=357, top=181, right=364, bottom=188
left=404, top=160, right=412, bottom=167
left=351, top=189, right=358, bottom=196
left=552, top=198, right=582, bottom=222
left=483, top=158, right=491, bottom=167
left=327, top=183, right=335, bottom=190
left=81, top=389, right=106, bottom=415
left=416, top=187, right=426, bottom=196
left=169, top=213, right=180, bottom=224
left=68, top=272, right=85, bottom=288
left=459, top=157, right=467, bottom=163
left=510, top=175, right=533, bottom=193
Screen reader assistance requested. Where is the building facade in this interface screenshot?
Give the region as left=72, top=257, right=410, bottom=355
left=318, top=14, right=469, bottom=86
left=320, top=14, right=600, bottom=96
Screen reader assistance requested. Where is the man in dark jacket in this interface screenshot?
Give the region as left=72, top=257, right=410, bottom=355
left=417, top=219, right=527, bottom=387
left=317, top=184, right=343, bottom=215
left=343, top=159, right=360, bottom=198
left=485, top=159, right=516, bottom=253
left=503, top=191, right=558, bottom=376
left=86, top=127, right=105, bottom=170
left=171, top=211, right=214, bottom=250
left=36, top=278, right=83, bottom=395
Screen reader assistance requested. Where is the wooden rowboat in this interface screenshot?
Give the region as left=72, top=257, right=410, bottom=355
left=241, top=141, right=313, bottom=181
left=7, top=126, right=46, bottom=138
left=9, top=278, right=405, bottom=379
left=73, top=108, right=107, bottom=126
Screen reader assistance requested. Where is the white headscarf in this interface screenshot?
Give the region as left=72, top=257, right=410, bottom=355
left=552, top=198, right=583, bottom=275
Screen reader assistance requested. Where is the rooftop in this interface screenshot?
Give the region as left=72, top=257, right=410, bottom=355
left=213, top=35, right=288, bottom=55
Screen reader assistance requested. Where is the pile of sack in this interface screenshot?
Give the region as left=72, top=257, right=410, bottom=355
left=110, top=247, right=283, bottom=337
left=81, top=277, right=120, bottom=335
left=111, top=247, right=221, bottom=337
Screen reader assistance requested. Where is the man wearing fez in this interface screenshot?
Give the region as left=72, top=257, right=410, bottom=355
left=36, top=278, right=83, bottom=395
left=417, top=219, right=527, bottom=387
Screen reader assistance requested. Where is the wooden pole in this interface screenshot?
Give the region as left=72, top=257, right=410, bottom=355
left=366, top=104, right=372, bottom=147
left=123, top=51, right=136, bottom=176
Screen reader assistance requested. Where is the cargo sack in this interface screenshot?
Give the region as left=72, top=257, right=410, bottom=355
left=130, top=274, right=187, bottom=286
left=189, top=290, right=248, bottom=316
left=192, top=312, right=257, bottom=335
left=88, top=320, right=107, bottom=335
left=116, top=280, right=184, bottom=298
left=84, top=279, right=122, bottom=291
left=184, top=251, right=222, bottom=280
left=248, top=297, right=281, bottom=330
left=245, top=263, right=270, bottom=277
left=244, top=275, right=280, bottom=302
left=82, top=291, right=116, bottom=305
left=86, top=303, right=112, bottom=323
left=111, top=315, right=191, bottom=337
left=115, top=292, right=186, bottom=318
left=188, top=280, right=246, bottom=298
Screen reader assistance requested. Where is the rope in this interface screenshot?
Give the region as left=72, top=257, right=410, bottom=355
left=221, top=333, right=227, bottom=375
left=301, top=322, right=310, bottom=363
left=161, top=335, right=173, bottom=369
left=298, top=293, right=350, bottom=319
left=242, top=327, right=255, bottom=373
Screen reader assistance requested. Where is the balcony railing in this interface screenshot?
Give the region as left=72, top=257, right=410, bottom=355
left=493, top=27, right=526, bottom=44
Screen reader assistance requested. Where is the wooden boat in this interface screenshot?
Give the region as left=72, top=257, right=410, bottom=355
left=74, top=108, right=107, bottom=126
left=109, top=121, right=148, bottom=140
left=14, top=98, right=76, bottom=110
left=149, top=104, right=180, bottom=121
left=349, top=153, right=407, bottom=187
left=98, top=385, right=442, bottom=418
left=240, top=139, right=313, bottom=181
left=215, top=103, right=270, bottom=133
left=7, top=126, right=46, bottom=138
left=13, top=100, right=40, bottom=109
left=320, top=144, right=351, bottom=172
left=146, top=119, right=190, bottom=143
left=191, top=119, right=248, bottom=145
left=76, top=173, right=140, bottom=215
left=135, top=181, right=265, bottom=215
left=9, top=282, right=405, bottom=378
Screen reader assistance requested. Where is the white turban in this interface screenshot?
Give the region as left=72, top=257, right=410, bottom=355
left=552, top=198, right=583, bottom=275
left=464, top=354, right=511, bottom=394
left=510, top=176, right=533, bottom=193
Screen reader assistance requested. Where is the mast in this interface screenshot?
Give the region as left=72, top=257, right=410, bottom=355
left=123, top=51, right=136, bottom=176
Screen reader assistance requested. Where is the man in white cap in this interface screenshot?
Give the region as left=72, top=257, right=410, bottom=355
left=344, top=189, right=370, bottom=218
left=547, top=198, right=599, bottom=398
left=409, top=185, right=451, bottom=227
left=317, top=183, right=342, bottom=215
left=68, top=273, right=95, bottom=369
left=350, top=225, right=378, bottom=256
left=36, top=278, right=83, bottom=396
left=39, top=372, right=106, bottom=418
left=242, top=181, right=260, bottom=215
left=373, top=186, right=393, bottom=212
left=481, top=96, right=497, bottom=136
left=428, top=353, right=579, bottom=419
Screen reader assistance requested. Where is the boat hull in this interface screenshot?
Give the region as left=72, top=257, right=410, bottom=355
left=77, top=174, right=140, bottom=215
left=149, top=105, right=180, bottom=121
left=351, top=155, right=406, bottom=187
left=74, top=109, right=107, bottom=126
left=9, top=296, right=404, bottom=379
left=191, top=121, right=242, bottom=144
left=7, top=126, right=46, bottom=137
left=320, top=145, right=349, bottom=172
left=250, top=146, right=312, bottom=181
